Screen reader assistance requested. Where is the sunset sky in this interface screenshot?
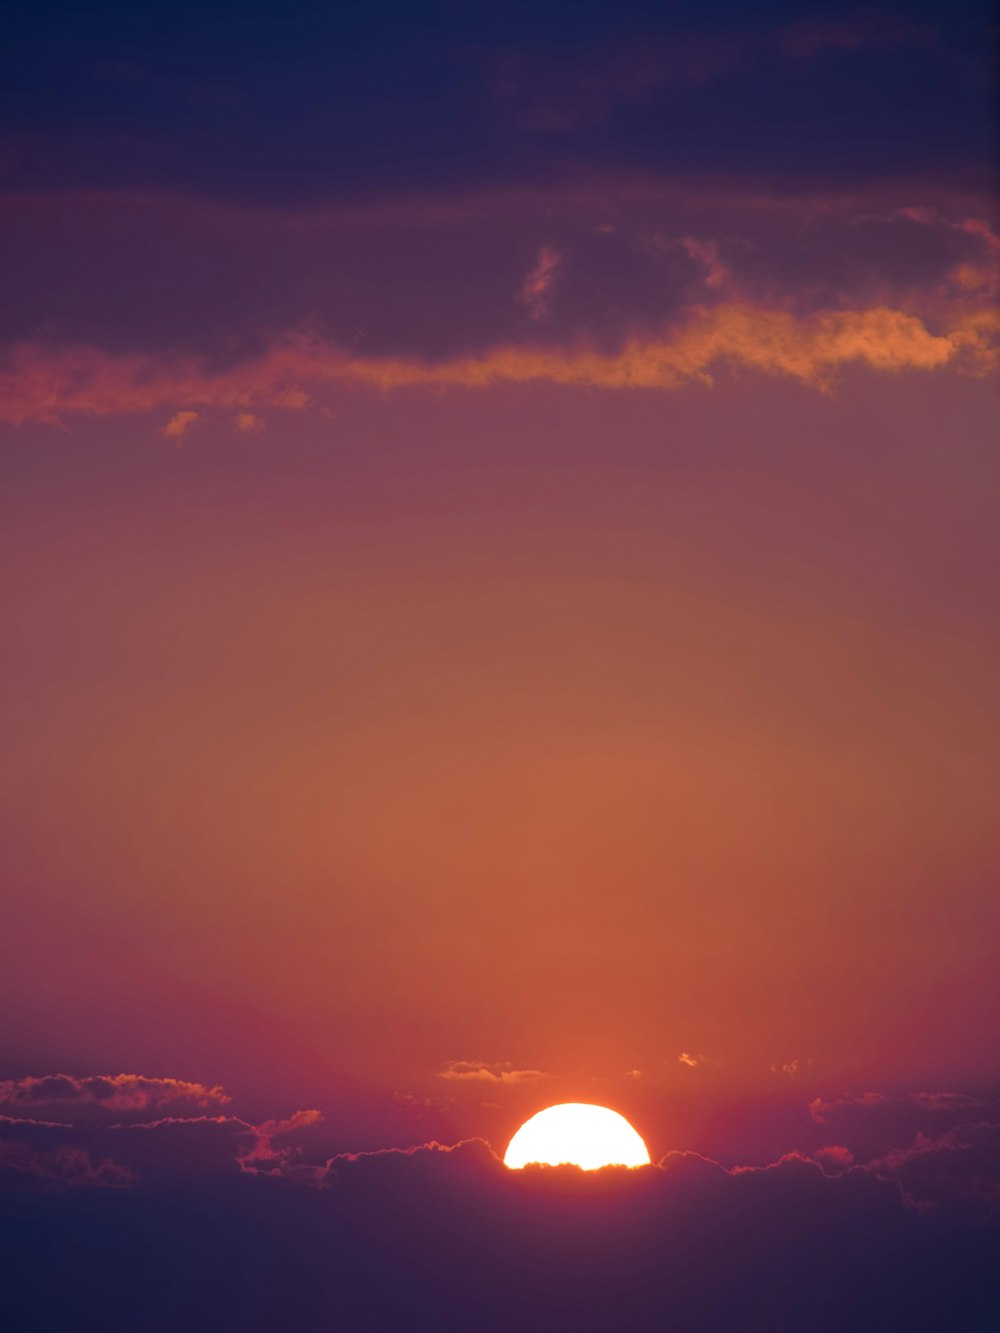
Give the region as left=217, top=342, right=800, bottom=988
left=1, top=2, right=998, bottom=1328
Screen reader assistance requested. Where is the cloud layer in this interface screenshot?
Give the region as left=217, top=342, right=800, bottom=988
left=1, top=183, right=994, bottom=430
left=2, top=1069, right=996, bottom=1212
left=3, top=300, right=996, bottom=430
left=2, top=0, right=992, bottom=202
left=1, top=1070, right=997, bottom=1332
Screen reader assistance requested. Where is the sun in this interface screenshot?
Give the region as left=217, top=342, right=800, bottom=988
left=503, top=1103, right=651, bottom=1170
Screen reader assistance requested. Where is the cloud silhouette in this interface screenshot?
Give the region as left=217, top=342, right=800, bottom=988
left=0, top=1074, right=230, bottom=1119
left=0, top=1139, right=133, bottom=1190
left=1, top=1069, right=997, bottom=1328
left=2, top=1118, right=997, bottom=1332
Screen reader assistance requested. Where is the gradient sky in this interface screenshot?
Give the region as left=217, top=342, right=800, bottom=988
left=1, top=5, right=998, bottom=1327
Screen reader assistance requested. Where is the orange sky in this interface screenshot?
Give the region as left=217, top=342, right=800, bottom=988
left=2, top=368, right=997, bottom=1150
left=3, top=7, right=999, bottom=1330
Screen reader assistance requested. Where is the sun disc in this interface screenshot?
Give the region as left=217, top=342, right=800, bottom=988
left=503, top=1103, right=650, bottom=1170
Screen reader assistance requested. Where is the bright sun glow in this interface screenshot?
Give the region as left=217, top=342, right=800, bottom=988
left=503, top=1103, right=651, bottom=1170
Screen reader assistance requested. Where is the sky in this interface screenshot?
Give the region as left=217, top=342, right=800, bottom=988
left=1, top=2, right=998, bottom=1329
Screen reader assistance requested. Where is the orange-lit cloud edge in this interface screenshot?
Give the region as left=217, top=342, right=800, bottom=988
left=2, top=1069, right=996, bottom=1218
left=2, top=302, right=997, bottom=428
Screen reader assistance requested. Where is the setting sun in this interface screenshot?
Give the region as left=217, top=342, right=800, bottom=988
left=504, top=1103, right=651, bottom=1170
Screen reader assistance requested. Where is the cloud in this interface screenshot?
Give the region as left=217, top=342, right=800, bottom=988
left=329, top=1136, right=498, bottom=1168
left=393, top=1090, right=455, bottom=1113
left=493, top=16, right=945, bottom=137
left=160, top=408, right=199, bottom=440
left=2, top=1070, right=998, bottom=1333
left=778, top=12, right=936, bottom=61
left=234, top=410, right=263, bottom=431
left=809, top=1090, right=990, bottom=1126
left=7, top=1129, right=996, bottom=1332
left=0, top=1074, right=230, bottom=1119
left=2, top=0, right=986, bottom=217
left=0, top=1108, right=326, bottom=1189
left=237, top=1108, right=324, bottom=1176
left=949, top=218, right=1000, bottom=297
left=867, top=1122, right=1000, bottom=1214
left=677, top=1052, right=718, bottom=1069
left=2, top=1069, right=996, bottom=1229
left=678, top=237, right=728, bottom=291
left=0, top=1140, right=133, bottom=1190
left=519, top=246, right=560, bottom=319
left=2, top=301, right=994, bottom=429
left=910, top=1091, right=985, bottom=1112
left=438, top=1061, right=548, bottom=1085
left=801, top=1090, right=1000, bottom=1204
left=494, top=36, right=748, bottom=133
left=878, top=209, right=1000, bottom=298
left=814, top=1144, right=855, bottom=1170
left=0, top=1072, right=324, bottom=1188
left=771, top=1058, right=809, bottom=1077
left=1, top=184, right=995, bottom=376
left=698, top=1124, right=1000, bottom=1217
left=809, top=1091, right=888, bottom=1123
left=955, top=217, right=1000, bottom=254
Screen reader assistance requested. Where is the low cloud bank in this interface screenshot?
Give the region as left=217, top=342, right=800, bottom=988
left=2, top=1070, right=997, bottom=1330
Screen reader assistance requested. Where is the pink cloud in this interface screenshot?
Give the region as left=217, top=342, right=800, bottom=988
left=814, top=1145, right=856, bottom=1170
left=1, top=301, right=994, bottom=430
left=237, top=1108, right=324, bottom=1175
left=679, top=237, right=728, bottom=290
left=519, top=246, right=560, bottom=319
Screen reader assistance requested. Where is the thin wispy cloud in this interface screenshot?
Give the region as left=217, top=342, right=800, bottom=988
left=438, top=1061, right=548, bottom=1085
left=519, top=246, right=561, bottom=320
